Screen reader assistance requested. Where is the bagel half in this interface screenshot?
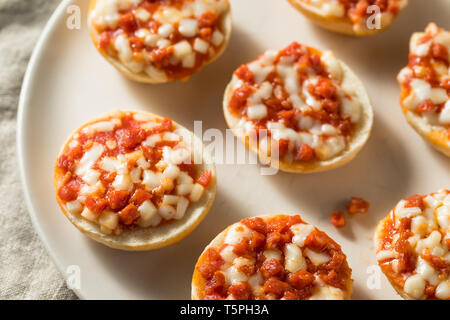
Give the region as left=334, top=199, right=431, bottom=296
left=397, top=23, right=450, bottom=157
left=88, top=0, right=232, bottom=83
left=223, top=42, right=373, bottom=173
left=192, top=214, right=353, bottom=300
left=287, top=0, right=408, bottom=36
left=374, top=190, right=450, bottom=300
left=54, top=110, right=216, bottom=251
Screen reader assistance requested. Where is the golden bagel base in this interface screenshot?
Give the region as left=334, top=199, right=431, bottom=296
left=54, top=110, right=217, bottom=251
left=223, top=59, right=374, bottom=174
left=400, top=89, right=450, bottom=157
left=88, top=0, right=232, bottom=84
left=287, top=0, right=407, bottom=37
left=374, top=215, right=414, bottom=300
left=191, top=214, right=353, bottom=300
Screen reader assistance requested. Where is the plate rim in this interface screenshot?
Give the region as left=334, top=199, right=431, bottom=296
left=16, top=0, right=85, bottom=300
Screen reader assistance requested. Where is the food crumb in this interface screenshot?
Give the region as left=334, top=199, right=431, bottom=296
left=346, top=197, right=370, bottom=214
left=330, top=211, right=346, bottom=228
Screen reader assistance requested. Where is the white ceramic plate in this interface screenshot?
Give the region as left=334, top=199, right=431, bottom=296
left=18, top=0, right=450, bottom=299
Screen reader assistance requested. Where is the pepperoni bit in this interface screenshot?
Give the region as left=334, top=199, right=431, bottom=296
left=314, top=77, right=336, bottom=99
left=417, top=99, right=435, bottom=113
left=118, top=204, right=140, bottom=225
left=85, top=197, right=108, bottom=214
left=228, top=282, right=252, bottom=300
left=330, top=211, right=346, bottom=228
left=272, top=139, right=289, bottom=159
left=99, top=31, right=111, bottom=49
left=198, top=11, right=218, bottom=28
left=260, top=258, right=284, bottom=278
left=404, top=194, right=425, bottom=210
left=263, top=277, right=288, bottom=297
left=232, top=238, right=251, bottom=256
left=346, top=197, right=370, bottom=214
left=116, top=128, right=146, bottom=151
left=57, top=145, right=83, bottom=171
left=106, top=190, right=130, bottom=211
left=241, top=217, right=267, bottom=233
left=229, top=86, right=252, bottom=113
left=266, top=215, right=291, bottom=233
left=278, top=42, right=304, bottom=61
left=57, top=155, right=74, bottom=172
left=118, top=12, right=137, bottom=34
left=282, top=290, right=297, bottom=300
left=58, top=180, right=79, bottom=202
left=287, top=270, right=315, bottom=290
left=278, top=110, right=297, bottom=128
left=130, top=189, right=152, bottom=206
left=296, top=144, right=315, bottom=162
left=198, top=248, right=224, bottom=279
left=197, top=170, right=212, bottom=187
left=199, top=27, right=212, bottom=40
left=143, top=146, right=162, bottom=164
left=250, top=231, right=266, bottom=250
left=205, top=272, right=226, bottom=296
left=266, top=232, right=282, bottom=249
left=129, top=36, right=145, bottom=51
left=431, top=43, right=448, bottom=62
left=151, top=47, right=173, bottom=68
left=234, top=65, right=254, bottom=83
left=304, top=230, right=331, bottom=251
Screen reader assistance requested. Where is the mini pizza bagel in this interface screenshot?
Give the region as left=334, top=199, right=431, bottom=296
left=88, top=0, right=232, bottom=83
left=223, top=42, right=373, bottom=173
left=398, top=23, right=450, bottom=157
left=287, top=0, right=408, bottom=37
left=54, top=110, right=216, bottom=251
left=375, top=190, right=450, bottom=300
left=192, top=214, right=353, bottom=300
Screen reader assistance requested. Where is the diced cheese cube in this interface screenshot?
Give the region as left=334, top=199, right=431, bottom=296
left=158, top=204, right=176, bottom=220
left=404, top=274, right=425, bottom=299
left=173, top=40, right=192, bottom=59
left=137, top=200, right=158, bottom=227
left=134, top=8, right=150, bottom=22
left=247, top=104, right=267, bottom=120
left=158, top=23, right=174, bottom=38
left=176, top=183, right=194, bottom=195
left=190, top=183, right=204, bottom=202
left=99, top=211, right=119, bottom=230
left=142, top=170, right=161, bottom=189
left=175, top=197, right=189, bottom=219
left=81, top=207, right=97, bottom=222
left=178, top=18, right=198, bottom=37
left=163, top=164, right=180, bottom=180
left=211, top=30, right=224, bottom=46
left=284, top=243, right=306, bottom=273
left=182, top=52, right=196, bottom=68
left=193, top=38, right=209, bottom=54
left=112, top=173, right=132, bottom=191
left=66, top=200, right=83, bottom=214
